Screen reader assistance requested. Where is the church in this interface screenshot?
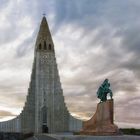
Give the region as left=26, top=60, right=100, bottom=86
left=0, top=16, right=82, bottom=133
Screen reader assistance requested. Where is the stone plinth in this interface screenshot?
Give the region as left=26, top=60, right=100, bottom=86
left=79, top=99, right=119, bottom=135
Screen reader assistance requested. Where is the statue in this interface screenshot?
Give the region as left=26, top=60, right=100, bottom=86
left=79, top=79, right=119, bottom=136
left=97, top=79, right=113, bottom=102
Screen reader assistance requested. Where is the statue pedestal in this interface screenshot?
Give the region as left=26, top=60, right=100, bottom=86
left=79, top=99, right=119, bottom=135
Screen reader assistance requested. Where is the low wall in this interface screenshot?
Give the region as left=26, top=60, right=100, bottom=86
left=69, top=115, right=83, bottom=132
left=0, top=117, right=21, bottom=132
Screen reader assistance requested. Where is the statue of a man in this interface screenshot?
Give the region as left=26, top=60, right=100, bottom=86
left=97, top=79, right=113, bottom=102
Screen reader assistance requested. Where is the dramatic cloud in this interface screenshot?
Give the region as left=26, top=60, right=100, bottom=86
left=53, top=0, right=140, bottom=128
left=0, top=0, right=139, bottom=128
left=0, top=110, right=16, bottom=119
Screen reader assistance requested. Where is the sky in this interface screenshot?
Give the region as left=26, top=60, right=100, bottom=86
left=0, top=0, right=140, bottom=128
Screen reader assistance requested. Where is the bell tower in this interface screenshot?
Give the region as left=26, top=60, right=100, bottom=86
left=35, top=16, right=54, bottom=52
left=34, top=16, right=69, bottom=133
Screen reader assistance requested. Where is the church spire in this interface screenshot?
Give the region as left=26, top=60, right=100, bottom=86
left=35, top=16, right=54, bottom=52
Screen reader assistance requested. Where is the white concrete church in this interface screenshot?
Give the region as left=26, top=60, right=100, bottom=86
left=0, top=16, right=82, bottom=133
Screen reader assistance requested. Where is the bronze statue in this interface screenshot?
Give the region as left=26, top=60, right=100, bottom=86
left=97, top=79, right=113, bottom=102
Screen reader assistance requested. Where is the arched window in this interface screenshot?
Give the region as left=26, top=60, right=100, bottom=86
left=49, top=44, right=51, bottom=50
left=39, top=43, right=42, bottom=50
left=42, top=106, right=47, bottom=123
left=41, top=106, right=48, bottom=133
left=44, top=41, right=47, bottom=50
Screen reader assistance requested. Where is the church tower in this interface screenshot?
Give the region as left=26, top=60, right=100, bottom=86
left=29, top=16, right=70, bottom=133
left=0, top=16, right=82, bottom=134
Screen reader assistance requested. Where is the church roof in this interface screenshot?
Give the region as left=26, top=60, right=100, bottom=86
left=35, top=16, right=53, bottom=49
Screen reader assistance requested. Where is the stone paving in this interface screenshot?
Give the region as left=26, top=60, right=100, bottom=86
left=26, top=135, right=58, bottom=140
left=53, top=134, right=140, bottom=140
left=26, top=134, right=140, bottom=140
left=46, top=134, right=140, bottom=140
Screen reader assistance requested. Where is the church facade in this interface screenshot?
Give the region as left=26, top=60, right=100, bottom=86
left=0, top=17, right=82, bottom=133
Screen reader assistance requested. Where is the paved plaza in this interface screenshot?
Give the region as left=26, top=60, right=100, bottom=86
left=26, top=134, right=140, bottom=140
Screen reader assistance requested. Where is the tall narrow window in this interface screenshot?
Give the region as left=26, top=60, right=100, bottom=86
left=49, top=44, right=51, bottom=50
left=39, top=43, right=42, bottom=50
left=44, top=41, right=47, bottom=50
left=42, top=106, right=47, bottom=123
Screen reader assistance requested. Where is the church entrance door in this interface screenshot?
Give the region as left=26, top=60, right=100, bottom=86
left=42, top=124, right=48, bottom=133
